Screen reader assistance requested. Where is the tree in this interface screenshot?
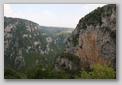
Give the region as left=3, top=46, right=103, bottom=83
left=76, top=64, right=116, bottom=79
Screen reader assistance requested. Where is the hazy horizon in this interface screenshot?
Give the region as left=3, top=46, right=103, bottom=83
left=4, top=4, right=106, bottom=28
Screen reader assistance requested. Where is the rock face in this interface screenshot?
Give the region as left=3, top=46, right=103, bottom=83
left=67, top=4, right=116, bottom=68
left=55, top=53, right=90, bottom=71
left=56, top=4, right=116, bottom=71
left=4, top=17, right=73, bottom=71
left=4, top=17, right=47, bottom=70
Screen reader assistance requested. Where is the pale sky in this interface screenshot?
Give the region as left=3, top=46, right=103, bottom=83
left=4, top=4, right=106, bottom=28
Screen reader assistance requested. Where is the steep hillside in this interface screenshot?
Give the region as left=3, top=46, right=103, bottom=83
left=4, top=17, right=73, bottom=72
left=4, top=17, right=47, bottom=71
left=4, top=4, right=116, bottom=79
left=56, top=4, right=116, bottom=71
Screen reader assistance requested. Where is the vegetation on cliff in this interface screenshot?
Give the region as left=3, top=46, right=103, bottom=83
left=5, top=63, right=116, bottom=79
left=4, top=4, right=116, bottom=79
left=76, top=64, right=116, bottom=79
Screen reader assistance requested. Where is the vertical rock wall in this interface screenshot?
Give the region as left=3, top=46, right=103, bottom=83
left=66, top=4, right=116, bottom=69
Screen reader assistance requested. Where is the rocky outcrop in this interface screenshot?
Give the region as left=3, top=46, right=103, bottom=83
left=55, top=53, right=90, bottom=71
left=56, top=4, right=116, bottom=71
left=4, top=17, right=48, bottom=70
left=55, top=4, right=116, bottom=70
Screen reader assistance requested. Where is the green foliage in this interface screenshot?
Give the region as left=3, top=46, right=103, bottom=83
left=40, top=26, right=73, bottom=38
left=24, top=52, right=41, bottom=68
left=50, top=69, right=72, bottom=79
left=76, top=64, right=116, bottom=79
left=26, top=64, right=71, bottom=79
left=4, top=64, right=116, bottom=79
left=82, top=7, right=103, bottom=28
left=55, top=31, right=71, bottom=37
left=4, top=17, right=74, bottom=73
left=72, top=34, right=79, bottom=46
left=59, top=53, right=81, bottom=76
left=4, top=68, right=27, bottom=79
left=27, top=65, right=48, bottom=79
left=81, top=4, right=116, bottom=28
left=4, top=64, right=72, bottom=79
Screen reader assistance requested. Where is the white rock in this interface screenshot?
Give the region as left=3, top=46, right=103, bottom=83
left=28, top=46, right=31, bottom=50
left=23, top=34, right=28, bottom=38
left=42, top=33, right=46, bottom=35
left=46, top=37, right=52, bottom=43
left=34, top=41, right=39, bottom=46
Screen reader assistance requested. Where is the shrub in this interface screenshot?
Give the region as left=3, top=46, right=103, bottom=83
left=4, top=68, right=27, bottom=79
left=26, top=64, right=71, bottom=79
left=82, top=7, right=103, bottom=28
left=77, top=64, right=116, bottom=79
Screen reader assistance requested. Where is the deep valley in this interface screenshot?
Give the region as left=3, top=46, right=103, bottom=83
left=4, top=4, right=116, bottom=79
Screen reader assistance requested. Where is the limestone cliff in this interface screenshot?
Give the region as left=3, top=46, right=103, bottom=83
left=66, top=4, right=116, bottom=69
left=56, top=4, right=116, bottom=71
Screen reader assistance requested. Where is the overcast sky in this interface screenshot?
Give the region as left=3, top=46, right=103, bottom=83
left=4, top=4, right=106, bottom=28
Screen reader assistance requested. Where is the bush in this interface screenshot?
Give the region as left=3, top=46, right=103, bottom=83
left=4, top=68, right=27, bottom=79
left=76, top=64, right=116, bottom=79
left=27, top=64, right=71, bottom=79
left=82, top=7, right=103, bottom=28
